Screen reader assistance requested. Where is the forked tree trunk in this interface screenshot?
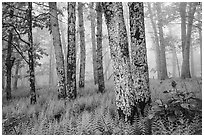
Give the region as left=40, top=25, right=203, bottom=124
left=78, top=2, right=86, bottom=88
left=90, top=2, right=98, bottom=85
left=181, top=2, right=197, bottom=79
left=49, top=2, right=67, bottom=99
left=147, top=3, right=161, bottom=79
left=155, top=2, right=168, bottom=80
left=67, top=2, right=77, bottom=99
left=103, top=2, right=134, bottom=122
left=28, top=2, right=37, bottom=104
left=129, top=2, right=151, bottom=119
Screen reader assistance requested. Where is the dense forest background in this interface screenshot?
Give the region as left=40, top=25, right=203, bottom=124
left=2, top=2, right=202, bottom=135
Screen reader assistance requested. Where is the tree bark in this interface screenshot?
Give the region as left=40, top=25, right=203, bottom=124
left=27, top=2, right=37, bottom=104
left=13, top=59, right=20, bottom=90
left=103, top=2, right=133, bottom=122
left=181, top=2, right=197, bottom=79
left=78, top=2, right=86, bottom=88
left=49, top=45, right=54, bottom=86
left=5, top=30, right=14, bottom=101
left=172, top=45, right=177, bottom=77
left=96, top=2, right=105, bottom=93
left=49, top=2, right=67, bottom=99
left=147, top=3, right=161, bottom=79
left=129, top=2, right=151, bottom=119
left=67, top=2, right=77, bottom=100
left=90, top=2, right=98, bottom=85
left=179, top=2, right=187, bottom=59
left=155, top=2, right=168, bottom=80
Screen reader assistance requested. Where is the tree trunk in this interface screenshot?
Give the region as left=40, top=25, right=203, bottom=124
left=5, top=7, right=15, bottom=101
left=179, top=2, right=187, bottom=59
left=103, top=2, right=133, bottom=122
left=96, top=2, right=105, bottom=93
left=190, top=40, right=194, bottom=77
left=147, top=3, right=161, bottom=79
left=78, top=2, right=86, bottom=88
left=27, top=2, right=37, bottom=104
left=199, top=28, right=202, bottom=75
left=13, top=60, right=20, bottom=90
left=181, top=2, right=197, bottom=79
left=172, top=45, right=177, bottom=77
left=49, top=45, right=54, bottom=86
left=155, top=2, right=168, bottom=80
left=67, top=2, right=77, bottom=100
left=49, top=2, right=67, bottom=99
left=129, top=2, right=151, bottom=120
left=5, top=31, right=14, bottom=101
left=90, top=2, right=98, bottom=85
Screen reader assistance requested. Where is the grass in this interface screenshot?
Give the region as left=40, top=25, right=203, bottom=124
left=2, top=78, right=202, bottom=135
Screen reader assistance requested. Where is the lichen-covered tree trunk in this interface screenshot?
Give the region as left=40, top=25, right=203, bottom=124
left=90, top=2, right=98, bottom=85
left=155, top=2, right=168, bottom=80
left=96, top=2, right=105, bottom=93
left=102, top=2, right=134, bottom=122
left=27, top=2, right=37, bottom=104
left=49, top=2, right=67, bottom=99
left=78, top=2, right=86, bottom=88
left=129, top=2, right=151, bottom=117
left=179, top=2, right=187, bottom=59
left=147, top=3, right=161, bottom=79
left=181, top=2, right=197, bottom=79
left=67, top=2, right=77, bottom=99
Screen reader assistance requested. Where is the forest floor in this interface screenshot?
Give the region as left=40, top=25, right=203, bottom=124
left=2, top=78, right=202, bottom=135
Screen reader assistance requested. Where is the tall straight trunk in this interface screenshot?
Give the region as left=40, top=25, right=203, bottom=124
left=96, top=2, right=105, bottom=93
left=129, top=2, right=151, bottom=119
left=78, top=2, right=86, bottom=88
left=90, top=2, right=98, bottom=85
left=180, top=2, right=187, bottom=59
left=190, top=40, right=194, bottom=77
left=155, top=2, right=168, bottom=80
left=27, top=2, right=37, bottom=104
left=13, top=60, right=20, bottom=90
left=49, top=2, right=67, bottom=99
left=67, top=2, right=77, bottom=99
left=49, top=45, right=54, bottom=86
left=181, top=2, right=197, bottom=79
left=5, top=30, right=14, bottom=101
left=102, top=2, right=133, bottom=122
left=147, top=3, right=161, bottom=79
left=199, top=28, right=202, bottom=74
left=172, top=46, right=177, bottom=77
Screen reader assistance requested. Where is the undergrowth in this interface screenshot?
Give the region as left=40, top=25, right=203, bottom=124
left=2, top=79, right=202, bottom=135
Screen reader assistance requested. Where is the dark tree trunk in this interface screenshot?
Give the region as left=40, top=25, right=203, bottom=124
left=78, top=2, right=86, bottom=88
left=96, top=2, right=105, bottom=93
left=90, top=2, right=98, bottom=85
left=147, top=3, right=161, bottom=79
left=49, top=45, right=54, bottom=86
left=179, top=2, right=187, bottom=59
left=67, top=2, right=77, bottom=100
left=102, top=2, right=133, bottom=122
left=27, top=2, right=37, bottom=104
left=181, top=2, right=197, bottom=79
left=13, top=60, right=20, bottom=90
left=5, top=8, right=14, bottom=101
left=129, top=2, right=151, bottom=120
left=5, top=31, right=14, bottom=101
left=49, top=2, right=67, bottom=99
left=155, top=2, right=168, bottom=80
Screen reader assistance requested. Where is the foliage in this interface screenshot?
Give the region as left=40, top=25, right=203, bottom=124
left=149, top=80, right=202, bottom=135
left=2, top=79, right=202, bottom=135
